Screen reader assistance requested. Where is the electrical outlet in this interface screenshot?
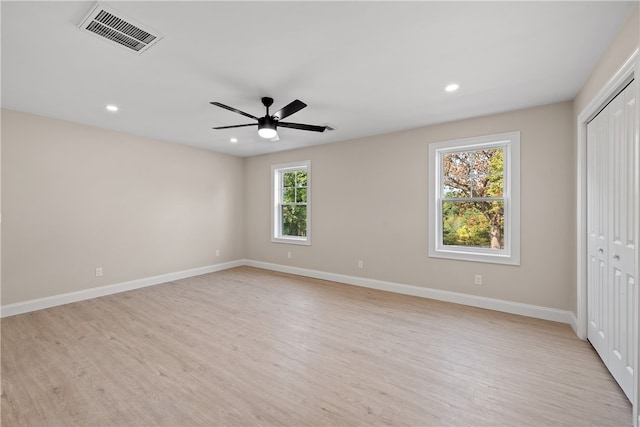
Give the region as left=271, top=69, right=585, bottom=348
left=475, top=274, right=482, bottom=285
left=358, top=260, right=363, bottom=269
left=95, top=267, right=103, bottom=277
left=287, top=251, right=292, bottom=259
left=215, top=249, right=220, bottom=257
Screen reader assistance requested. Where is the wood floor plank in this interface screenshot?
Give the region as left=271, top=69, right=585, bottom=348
left=1, top=266, right=632, bottom=426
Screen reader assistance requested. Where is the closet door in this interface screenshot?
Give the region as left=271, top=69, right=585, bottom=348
left=587, top=102, right=610, bottom=364
left=587, top=79, right=637, bottom=402
left=607, top=79, right=636, bottom=401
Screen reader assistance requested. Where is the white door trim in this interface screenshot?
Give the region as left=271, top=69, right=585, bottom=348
left=576, top=47, right=639, bottom=424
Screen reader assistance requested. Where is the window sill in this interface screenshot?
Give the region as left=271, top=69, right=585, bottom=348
left=429, top=247, right=520, bottom=266
left=271, top=236, right=311, bottom=246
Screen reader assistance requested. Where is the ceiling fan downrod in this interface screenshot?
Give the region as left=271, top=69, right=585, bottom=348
left=261, top=97, right=274, bottom=116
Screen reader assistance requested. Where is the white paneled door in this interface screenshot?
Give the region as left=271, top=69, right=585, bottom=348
left=587, top=79, right=637, bottom=402
left=587, top=106, right=610, bottom=366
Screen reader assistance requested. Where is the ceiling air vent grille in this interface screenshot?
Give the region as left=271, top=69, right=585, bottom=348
left=78, top=3, right=162, bottom=54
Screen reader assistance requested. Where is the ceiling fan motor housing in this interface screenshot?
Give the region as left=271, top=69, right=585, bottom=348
left=258, top=115, right=276, bottom=128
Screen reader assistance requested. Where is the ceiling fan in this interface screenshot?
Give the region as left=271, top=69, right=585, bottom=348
left=210, top=97, right=332, bottom=140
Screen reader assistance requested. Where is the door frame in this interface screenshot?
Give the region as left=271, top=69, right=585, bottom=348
left=576, top=48, right=639, bottom=424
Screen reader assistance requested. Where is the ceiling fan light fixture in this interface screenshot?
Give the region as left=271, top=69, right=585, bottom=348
left=258, top=127, right=277, bottom=139
left=258, top=116, right=277, bottom=139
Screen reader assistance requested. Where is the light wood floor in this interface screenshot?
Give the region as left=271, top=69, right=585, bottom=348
left=1, top=266, right=631, bottom=426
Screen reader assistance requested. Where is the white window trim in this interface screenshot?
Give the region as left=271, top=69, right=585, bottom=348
left=272, top=160, right=311, bottom=245
left=428, top=132, right=520, bottom=265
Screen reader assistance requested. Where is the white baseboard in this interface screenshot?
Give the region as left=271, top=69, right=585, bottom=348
left=245, top=260, right=576, bottom=326
left=0, top=260, right=244, bottom=318
left=2, top=259, right=576, bottom=328
left=568, top=312, right=579, bottom=336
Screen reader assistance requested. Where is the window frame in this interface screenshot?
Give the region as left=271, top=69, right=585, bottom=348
left=272, top=160, right=311, bottom=245
left=428, top=132, right=520, bottom=265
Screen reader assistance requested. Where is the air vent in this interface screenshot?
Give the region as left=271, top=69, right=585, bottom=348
left=78, top=3, right=162, bottom=54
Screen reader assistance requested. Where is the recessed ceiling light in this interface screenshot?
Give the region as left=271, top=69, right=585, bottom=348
left=445, top=83, right=460, bottom=93
left=230, top=138, right=238, bottom=143
left=106, top=104, right=119, bottom=112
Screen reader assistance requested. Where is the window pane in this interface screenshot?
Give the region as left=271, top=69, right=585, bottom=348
left=296, top=188, right=307, bottom=203
left=283, top=187, right=295, bottom=203
left=296, top=171, right=307, bottom=188
left=281, top=205, right=307, bottom=237
left=443, top=148, right=503, bottom=198
left=443, top=152, right=471, bottom=197
left=442, top=200, right=504, bottom=249
left=283, top=172, right=296, bottom=188
left=485, top=148, right=504, bottom=197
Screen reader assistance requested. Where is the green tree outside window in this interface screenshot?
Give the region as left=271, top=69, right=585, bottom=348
left=281, top=170, right=307, bottom=237
left=442, top=148, right=504, bottom=249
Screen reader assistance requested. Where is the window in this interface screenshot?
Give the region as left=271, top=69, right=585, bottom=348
left=272, top=161, right=311, bottom=245
left=428, top=132, right=520, bottom=265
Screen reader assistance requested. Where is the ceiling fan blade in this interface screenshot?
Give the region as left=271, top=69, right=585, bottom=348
left=210, top=102, right=258, bottom=120
left=278, top=122, right=328, bottom=132
left=273, top=100, right=307, bottom=120
left=212, top=123, right=257, bottom=130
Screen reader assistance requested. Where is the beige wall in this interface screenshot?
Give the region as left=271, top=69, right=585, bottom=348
left=245, top=102, right=574, bottom=310
left=1, top=109, right=245, bottom=305
left=570, top=6, right=639, bottom=313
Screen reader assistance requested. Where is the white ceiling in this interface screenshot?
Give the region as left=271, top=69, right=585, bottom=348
left=1, top=1, right=637, bottom=157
